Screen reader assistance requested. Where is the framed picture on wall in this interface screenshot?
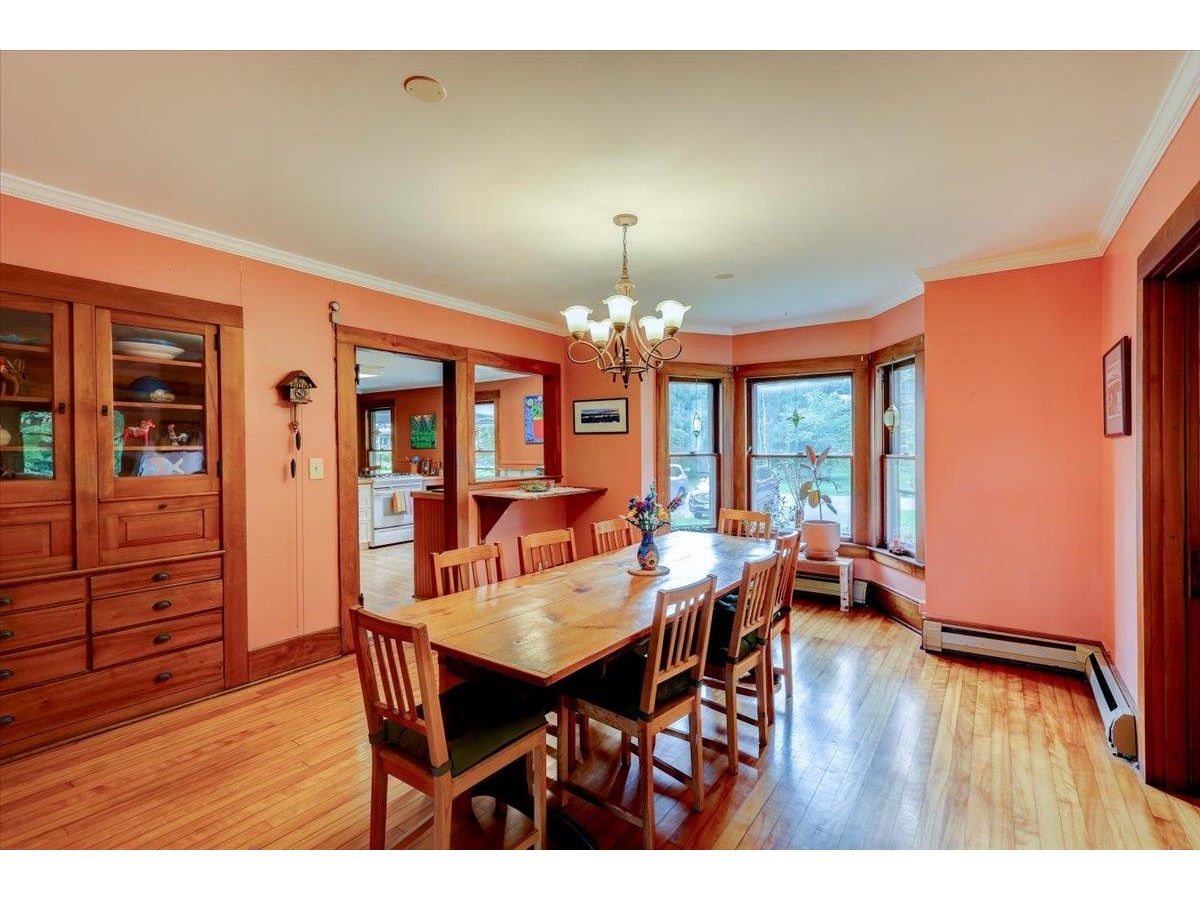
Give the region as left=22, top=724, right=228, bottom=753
left=524, top=395, right=544, bottom=444
left=1103, top=336, right=1131, bottom=437
left=410, top=413, right=437, bottom=449
left=573, top=397, right=629, bottom=434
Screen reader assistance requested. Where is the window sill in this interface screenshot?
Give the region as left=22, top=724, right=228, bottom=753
left=838, top=543, right=925, bottom=578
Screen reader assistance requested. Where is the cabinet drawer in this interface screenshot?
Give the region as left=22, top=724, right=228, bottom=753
left=0, top=601, right=86, bottom=652
left=0, top=640, right=87, bottom=693
left=92, top=609, right=223, bottom=669
left=92, top=579, right=223, bottom=633
left=0, top=642, right=224, bottom=752
left=98, top=495, right=220, bottom=565
left=0, top=577, right=87, bottom=613
left=0, top=503, right=74, bottom=578
left=91, top=556, right=222, bottom=598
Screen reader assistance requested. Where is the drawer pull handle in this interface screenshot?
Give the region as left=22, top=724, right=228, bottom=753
left=0, top=596, right=11, bottom=606
left=151, top=572, right=171, bottom=582
left=58, top=402, right=67, bottom=415
left=152, top=599, right=173, bottom=611
left=101, top=404, right=109, bottom=417
left=154, top=672, right=173, bottom=684
left=0, top=715, right=13, bottom=727
left=158, top=502, right=168, bottom=511
left=0, top=629, right=13, bottom=640
left=0, top=669, right=12, bottom=680
left=153, top=633, right=172, bottom=645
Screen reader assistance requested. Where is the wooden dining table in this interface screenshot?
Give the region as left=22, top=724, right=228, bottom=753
left=384, top=529, right=778, bottom=687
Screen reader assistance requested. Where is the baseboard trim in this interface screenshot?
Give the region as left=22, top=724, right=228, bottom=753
left=866, top=583, right=924, bottom=634
left=247, top=627, right=342, bottom=681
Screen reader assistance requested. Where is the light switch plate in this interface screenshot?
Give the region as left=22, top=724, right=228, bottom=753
left=309, top=458, right=325, bottom=480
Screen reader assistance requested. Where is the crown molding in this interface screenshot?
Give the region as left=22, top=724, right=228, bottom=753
left=729, top=305, right=876, bottom=336
left=0, top=173, right=564, bottom=336
left=916, top=239, right=1101, bottom=284
left=1096, top=50, right=1200, bottom=252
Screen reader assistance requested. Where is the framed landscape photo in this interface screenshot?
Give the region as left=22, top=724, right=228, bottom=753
left=573, top=397, right=629, bottom=434
left=1103, top=336, right=1131, bottom=437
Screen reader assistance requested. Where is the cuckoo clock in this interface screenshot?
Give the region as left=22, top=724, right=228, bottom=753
left=277, top=371, right=316, bottom=475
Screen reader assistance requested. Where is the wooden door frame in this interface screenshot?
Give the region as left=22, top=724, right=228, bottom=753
left=1137, top=178, right=1200, bottom=790
left=335, top=326, right=468, bottom=653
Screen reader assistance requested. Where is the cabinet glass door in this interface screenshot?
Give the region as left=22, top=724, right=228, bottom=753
left=98, top=310, right=219, bottom=499
left=0, top=295, right=72, bottom=502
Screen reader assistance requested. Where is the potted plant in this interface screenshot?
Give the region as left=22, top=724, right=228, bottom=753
left=792, top=445, right=841, bottom=560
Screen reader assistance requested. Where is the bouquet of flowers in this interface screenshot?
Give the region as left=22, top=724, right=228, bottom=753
left=625, top=482, right=687, bottom=533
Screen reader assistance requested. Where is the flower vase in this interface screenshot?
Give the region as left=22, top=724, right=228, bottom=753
left=636, top=529, right=659, bottom=571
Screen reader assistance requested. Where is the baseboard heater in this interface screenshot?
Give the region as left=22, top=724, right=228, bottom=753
left=922, top=620, right=1137, bottom=761
left=793, top=574, right=867, bottom=605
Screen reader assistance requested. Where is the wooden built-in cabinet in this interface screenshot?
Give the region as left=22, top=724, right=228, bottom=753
left=0, top=264, right=247, bottom=760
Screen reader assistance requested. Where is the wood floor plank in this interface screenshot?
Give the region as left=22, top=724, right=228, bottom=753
left=3, top=603, right=1198, bottom=850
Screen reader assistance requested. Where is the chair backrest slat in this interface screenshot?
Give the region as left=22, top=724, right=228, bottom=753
left=727, top=553, right=780, bottom=659
left=518, top=528, right=577, bottom=575
left=717, top=508, right=772, bottom=539
left=639, top=575, right=718, bottom=716
left=590, top=518, right=635, bottom=554
left=432, top=543, right=506, bottom=597
left=351, top=606, right=450, bottom=767
left=772, top=531, right=802, bottom=617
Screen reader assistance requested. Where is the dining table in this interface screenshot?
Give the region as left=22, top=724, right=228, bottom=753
left=384, top=529, right=779, bottom=687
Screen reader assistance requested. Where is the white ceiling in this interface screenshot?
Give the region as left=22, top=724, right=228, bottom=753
left=0, top=51, right=1193, bottom=332
left=355, top=348, right=527, bottom=393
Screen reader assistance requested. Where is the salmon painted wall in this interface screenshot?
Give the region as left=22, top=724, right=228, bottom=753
left=1101, top=98, right=1200, bottom=700
left=925, top=258, right=1104, bottom=640
left=357, top=385, right=445, bottom=472
left=0, top=195, right=567, bottom=649
left=476, top=373, right=546, bottom=470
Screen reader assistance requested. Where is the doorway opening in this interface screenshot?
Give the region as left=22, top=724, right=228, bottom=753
left=355, top=348, right=448, bottom=614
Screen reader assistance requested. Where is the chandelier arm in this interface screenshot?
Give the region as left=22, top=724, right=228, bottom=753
left=567, top=339, right=604, bottom=366
left=644, top=336, right=683, bottom=365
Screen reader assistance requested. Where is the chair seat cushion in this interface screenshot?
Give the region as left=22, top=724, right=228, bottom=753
left=707, top=595, right=761, bottom=665
left=561, top=651, right=693, bottom=721
left=378, top=677, right=547, bottom=776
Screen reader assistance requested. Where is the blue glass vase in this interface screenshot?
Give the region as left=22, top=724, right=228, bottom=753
left=636, top=529, right=659, bottom=571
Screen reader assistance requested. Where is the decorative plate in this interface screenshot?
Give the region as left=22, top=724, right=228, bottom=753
left=113, top=340, right=186, bottom=360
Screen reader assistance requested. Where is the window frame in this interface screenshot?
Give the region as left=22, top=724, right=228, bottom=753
left=869, top=336, right=925, bottom=563
left=473, top=390, right=501, bottom=480
left=655, top=363, right=733, bottom=533
left=733, top=355, right=870, bottom=544
left=365, top=405, right=394, bottom=473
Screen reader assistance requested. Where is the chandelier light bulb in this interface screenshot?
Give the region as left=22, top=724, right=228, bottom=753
left=639, top=315, right=665, bottom=345
left=655, top=300, right=690, bottom=335
left=560, top=305, right=592, bottom=338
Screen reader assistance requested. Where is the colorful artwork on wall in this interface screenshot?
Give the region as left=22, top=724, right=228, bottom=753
left=410, top=413, right=437, bottom=449
left=524, top=395, right=544, bottom=444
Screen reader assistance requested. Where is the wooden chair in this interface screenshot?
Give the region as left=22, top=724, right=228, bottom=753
left=432, top=543, right=506, bottom=597
left=700, top=552, right=779, bottom=773
left=556, top=575, right=718, bottom=850
left=349, top=606, right=547, bottom=849
left=764, top=531, right=802, bottom=723
left=590, top=518, right=635, bottom=555
left=518, top=528, right=578, bottom=575
left=717, top=507, right=772, bottom=539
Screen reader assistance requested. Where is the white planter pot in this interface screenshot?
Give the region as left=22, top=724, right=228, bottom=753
left=800, top=520, right=841, bottom=561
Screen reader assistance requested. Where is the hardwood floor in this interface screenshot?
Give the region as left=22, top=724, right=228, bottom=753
left=1, top=601, right=1197, bottom=850
left=359, top=541, right=414, bottom=614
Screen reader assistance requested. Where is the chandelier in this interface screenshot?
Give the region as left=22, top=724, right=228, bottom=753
left=560, top=214, right=689, bottom=387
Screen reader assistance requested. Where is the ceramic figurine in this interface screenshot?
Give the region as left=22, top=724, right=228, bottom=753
left=124, top=419, right=156, bottom=447
left=165, top=423, right=190, bottom=446
left=0, top=357, right=26, bottom=397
